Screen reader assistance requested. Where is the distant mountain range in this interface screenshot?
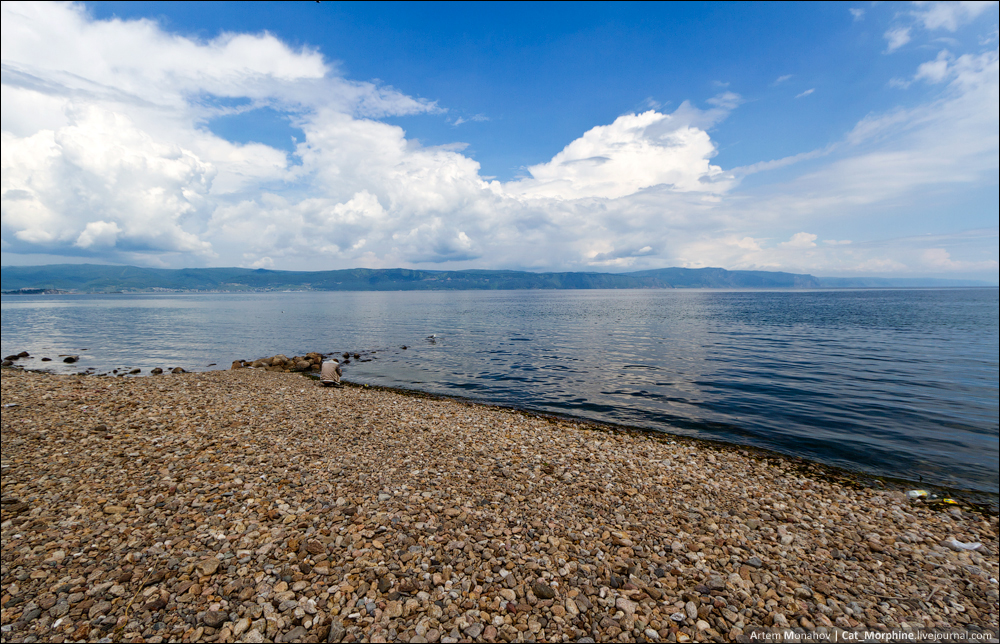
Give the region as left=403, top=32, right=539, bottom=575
left=0, top=264, right=992, bottom=293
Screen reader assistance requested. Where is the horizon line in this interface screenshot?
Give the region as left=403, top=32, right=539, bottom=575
left=1, top=262, right=996, bottom=285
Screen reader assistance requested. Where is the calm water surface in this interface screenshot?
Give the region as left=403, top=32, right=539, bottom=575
left=2, top=289, right=997, bottom=495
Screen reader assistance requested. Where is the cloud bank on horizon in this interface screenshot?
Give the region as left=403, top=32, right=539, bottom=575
left=1, top=2, right=998, bottom=279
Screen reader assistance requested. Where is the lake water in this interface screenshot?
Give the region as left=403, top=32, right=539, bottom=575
left=2, top=288, right=997, bottom=496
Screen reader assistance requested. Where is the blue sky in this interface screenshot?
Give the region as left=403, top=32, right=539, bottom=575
left=2, top=1, right=998, bottom=280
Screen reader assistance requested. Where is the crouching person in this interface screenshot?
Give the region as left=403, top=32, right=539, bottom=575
left=320, top=358, right=342, bottom=387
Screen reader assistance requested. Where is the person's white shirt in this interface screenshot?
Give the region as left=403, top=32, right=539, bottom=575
left=320, top=358, right=342, bottom=385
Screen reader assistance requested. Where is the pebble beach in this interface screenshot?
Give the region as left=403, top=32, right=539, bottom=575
left=1, top=367, right=997, bottom=643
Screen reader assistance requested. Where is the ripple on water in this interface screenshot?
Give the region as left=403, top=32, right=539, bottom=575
left=2, top=288, right=997, bottom=493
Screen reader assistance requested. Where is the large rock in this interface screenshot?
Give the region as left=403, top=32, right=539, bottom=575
left=531, top=581, right=556, bottom=599
left=88, top=600, right=112, bottom=619
left=280, top=625, right=308, bottom=642
left=383, top=601, right=403, bottom=618
left=615, top=596, right=637, bottom=617
left=197, top=557, right=221, bottom=576
left=327, top=618, right=346, bottom=642
left=202, top=610, right=227, bottom=628
left=143, top=597, right=167, bottom=612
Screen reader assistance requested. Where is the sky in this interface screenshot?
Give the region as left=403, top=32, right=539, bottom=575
left=1, top=1, right=998, bottom=280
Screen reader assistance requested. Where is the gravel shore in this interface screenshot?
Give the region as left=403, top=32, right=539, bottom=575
left=2, top=368, right=997, bottom=643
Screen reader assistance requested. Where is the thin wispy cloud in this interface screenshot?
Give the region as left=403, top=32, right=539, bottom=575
left=911, top=0, right=996, bottom=31
left=706, top=91, right=743, bottom=109
left=795, top=88, right=816, bottom=98
left=638, top=97, right=668, bottom=110
left=452, top=114, right=490, bottom=126
left=915, top=50, right=953, bottom=83
left=773, top=74, right=793, bottom=85
left=885, top=26, right=913, bottom=52
left=731, top=146, right=832, bottom=177
left=884, top=1, right=997, bottom=53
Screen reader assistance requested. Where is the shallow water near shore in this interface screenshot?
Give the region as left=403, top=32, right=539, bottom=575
left=2, top=287, right=997, bottom=494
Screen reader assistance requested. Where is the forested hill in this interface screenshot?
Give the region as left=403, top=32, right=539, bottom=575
left=0, top=264, right=991, bottom=293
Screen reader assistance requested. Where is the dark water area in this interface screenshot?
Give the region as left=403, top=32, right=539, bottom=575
left=2, top=288, right=997, bottom=496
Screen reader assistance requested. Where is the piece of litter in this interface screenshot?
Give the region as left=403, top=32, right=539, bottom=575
left=942, top=538, right=983, bottom=552
left=906, top=490, right=929, bottom=500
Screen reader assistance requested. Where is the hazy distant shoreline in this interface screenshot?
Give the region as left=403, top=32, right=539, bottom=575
left=2, top=264, right=994, bottom=294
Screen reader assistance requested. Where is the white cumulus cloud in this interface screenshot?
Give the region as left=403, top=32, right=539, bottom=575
left=75, top=220, right=121, bottom=249
left=781, top=233, right=819, bottom=249
left=1, top=1, right=997, bottom=281
left=2, top=105, right=214, bottom=257
left=507, top=104, right=737, bottom=200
